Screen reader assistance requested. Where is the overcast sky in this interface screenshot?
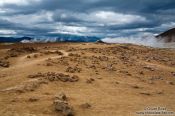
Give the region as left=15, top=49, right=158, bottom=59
left=0, top=0, right=175, bottom=38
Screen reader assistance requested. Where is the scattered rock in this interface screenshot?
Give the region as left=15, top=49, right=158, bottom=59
left=148, top=76, right=163, bottom=81
left=46, top=62, right=53, bottom=66
left=119, top=70, right=131, bottom=76
left=155, top=90, right=164, bottom=94
left=22, top=81, right=41, bottom=92
left=55, top=92, right=67, bottom=101
left=80, top=103, right=91, bottom=109
left=27, top=55, right=31, bottom=58
left=96, top=77, right=102, bottom=79
left=28, top=72, right=44, bottom=78
left=86, top=78, right=95, bottom=84
left=56, top=51, right=64, bottom=55
left=131, top=85, right=140, bottom=89
left=106, top=64, right=116, bottom=71
left=115, top=81, right=120, bottom=84
left=88, top=65, right=96, bottom=69
left=58, top=74, right=79, bottom=82
left=171, top=72, right=175, bottom=77
left=8, top=52, right=18, bottom=57
left=28, top=72, right=79, bottom=83
left=0, top=74, right=7, bottom=78
left=47, top=58, right=52, bottom=61
left=54, top=92, right=74, bottom=116
left=166, top=81, right=174, bottom=85
left=4, top=56, right=10, bottom=59
left=28, top=97, right=39, bottom=102
left=140, top=92, right=151, bottom=96
left=69, top=75, right=79, bottom=82
left=7, top=47, right=37, bottom=58
left=11, top=98, right=18, bottom=102
left=33, top=54, right=38, bottom=58
left=68, top=53, right=80, bottom=57
left=139, top=71, right=144, bottom=75
left=143, top=65, right=155, bottom=71
left=0, top=59, right=10, bottom=68
left=43, top=50, right=63, bottom=55
left=2, top=79, right=47, bottom=93
left=54, top=100, right=74, bottom=116
left=66, top=66, right=82, bottom=73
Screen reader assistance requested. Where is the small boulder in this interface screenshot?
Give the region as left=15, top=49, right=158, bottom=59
left=80, top=103, right=91, bottom=109
left=27, top=55, right=31, bottom=58
left=166, top=81, right=174, bottom=85
left=0, top=60, right=10, bottom=68
left=33, top=54, right=38, bottom=58
left=131, top=85, right=140, bottom=89
left=69, top=75, right=79, bottom=82
left=55, top=92, right=67, bottom=101
left=86, top=78, right=95, bottom=84
left=54, top=100, right=74, bottom=116
left=28, top=97, right=39, bottom=102
left=171, top=72, right=175, bottom=77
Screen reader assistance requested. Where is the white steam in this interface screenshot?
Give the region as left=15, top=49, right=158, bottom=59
left=102, top=33, right=165, bottom=48
left=20, top=33, right=175, bottom=48
left=21, top=38, right=57, bottom=43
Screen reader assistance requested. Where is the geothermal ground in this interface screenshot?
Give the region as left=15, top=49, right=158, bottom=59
left=0, top=43, right=175, bottom=116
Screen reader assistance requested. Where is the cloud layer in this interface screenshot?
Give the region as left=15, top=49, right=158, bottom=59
left=0, top=0, right=175, bottom=38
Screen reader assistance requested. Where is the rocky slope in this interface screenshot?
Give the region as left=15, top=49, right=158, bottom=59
left=156, top=28, right=175, bottom=42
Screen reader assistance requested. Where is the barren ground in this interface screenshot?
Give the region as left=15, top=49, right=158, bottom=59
left=0, top=43, right=175, bottom=116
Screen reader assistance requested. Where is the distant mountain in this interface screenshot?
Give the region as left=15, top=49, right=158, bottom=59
left=156, top=28, right=175, bottom=42
left=0, top=34, right=100, bottom=43
left=55, top=34, right=100, bottom=42
left=21, top=34, right=100, bottom=43
left=0, top=37, right=33, bottom=43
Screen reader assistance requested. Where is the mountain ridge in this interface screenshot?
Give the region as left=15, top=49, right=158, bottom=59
left=156, top=28, right=175, bottom=42
left=0, top=34, right=100, bottom=43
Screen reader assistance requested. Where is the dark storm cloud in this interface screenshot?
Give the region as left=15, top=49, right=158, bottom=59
left=0, top=19, right=15, bottom=28
left=0, top=0, right=175, bottom=37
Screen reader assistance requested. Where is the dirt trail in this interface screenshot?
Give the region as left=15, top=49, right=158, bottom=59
left=1, top=50, right=69, bottom=72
